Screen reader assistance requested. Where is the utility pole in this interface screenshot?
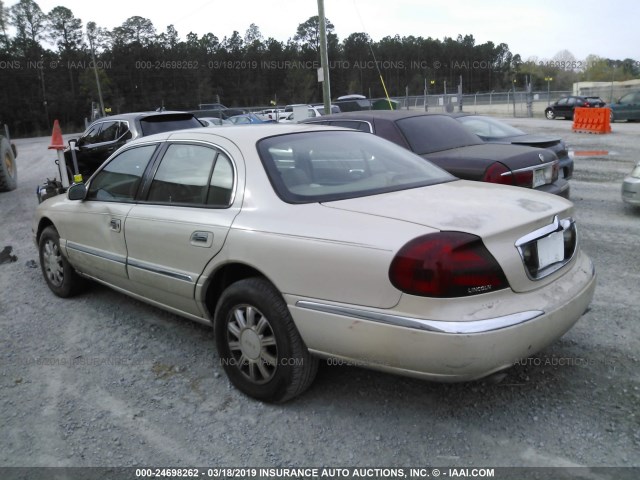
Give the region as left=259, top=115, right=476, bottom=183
left=317, top=0, right=331, bottom=113
left=88, top=26, right=105, bottom=118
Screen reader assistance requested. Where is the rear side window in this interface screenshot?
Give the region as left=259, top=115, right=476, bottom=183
left=147, top=144, right=234, bottom=207
left=139, top=114, right=203, bottom=136
left=87, top=145, right=158, bottom=202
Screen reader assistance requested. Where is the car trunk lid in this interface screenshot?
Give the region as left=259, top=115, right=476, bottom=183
left=322, top=180, right=576, bottom=293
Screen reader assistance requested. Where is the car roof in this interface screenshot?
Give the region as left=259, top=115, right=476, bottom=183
left=89, top=111, right=195, bottom=124
left=305, top=110, right=451, bottom=122
left=126, top=123, right=348, bottom=146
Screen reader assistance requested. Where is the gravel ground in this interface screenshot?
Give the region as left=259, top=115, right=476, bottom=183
left=0, top=118, right=639, bottom=476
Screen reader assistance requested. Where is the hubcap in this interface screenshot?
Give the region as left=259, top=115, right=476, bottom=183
left=226, top=305, right=278, bottom=384
left=42, top=239, right=64, bottom=287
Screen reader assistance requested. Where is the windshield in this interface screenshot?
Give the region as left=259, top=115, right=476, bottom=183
left=258, top=130, right=455, bottom=204
left=456, top=115, right=525, bottom=139
left=395, top=115, right=483, bottom=154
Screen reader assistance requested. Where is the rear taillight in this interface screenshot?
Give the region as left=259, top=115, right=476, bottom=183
left=512, top=169, right=534, bottom=187
left=485, top=161, right=558, bottom=188
left=389, top=232, right=509, bottom=298
left=483, top=162, right=513, bottom=185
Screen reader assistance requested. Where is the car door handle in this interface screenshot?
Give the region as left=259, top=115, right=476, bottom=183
left=109, top=218, right=121, bottom=232
left=190, top=231, right=213, bottom=247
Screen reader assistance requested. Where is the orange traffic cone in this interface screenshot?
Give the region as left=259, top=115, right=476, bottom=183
left=48, top=120, right=65, bottom=150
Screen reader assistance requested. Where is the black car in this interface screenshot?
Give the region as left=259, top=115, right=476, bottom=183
left=63, top=111, right=204, bottom=181
left=452, top=113, right=573, bottom=179
left=545, top=95, right=605, bottom=120
left=302, top=111, right=569, bottom=198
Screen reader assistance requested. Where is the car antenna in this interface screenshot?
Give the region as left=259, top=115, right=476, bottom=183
left=352, top=0, right=394, bottom=110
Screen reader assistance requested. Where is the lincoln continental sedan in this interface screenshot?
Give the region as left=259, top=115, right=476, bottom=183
left=33, top=124, right=596, bottom=402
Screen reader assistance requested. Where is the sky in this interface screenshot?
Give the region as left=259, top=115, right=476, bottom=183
left=15, top=0, right=639, bottom=61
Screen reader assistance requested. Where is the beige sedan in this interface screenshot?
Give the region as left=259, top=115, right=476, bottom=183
left=33, top=124, right=596, bottom=402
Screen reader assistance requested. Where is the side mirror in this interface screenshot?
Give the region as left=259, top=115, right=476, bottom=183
left=67, top=183, right=87, bottom=201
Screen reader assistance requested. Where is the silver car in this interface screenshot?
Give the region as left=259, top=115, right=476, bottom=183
left=622, top=162, right=640, bottom=205
left=33, top=125, right=596, bottom=402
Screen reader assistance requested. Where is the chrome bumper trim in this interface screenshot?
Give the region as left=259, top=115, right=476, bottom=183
left=296, top=301, right=544, bottom=334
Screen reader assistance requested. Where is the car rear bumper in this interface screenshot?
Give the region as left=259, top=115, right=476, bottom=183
left=537, top=178, right=570, bottom=198
left=288, top=250, right=595, bottom=382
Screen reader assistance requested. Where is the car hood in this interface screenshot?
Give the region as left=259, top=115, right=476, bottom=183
left=423, top=143, right=557, bottom=169
left=322, top=179, right=572, bottom=240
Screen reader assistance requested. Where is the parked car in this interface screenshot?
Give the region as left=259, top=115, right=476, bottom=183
left=228, top=113, right=275, bottom=125
left=621, top=162, right=640, bottom=206
left=277, top=112, right=296, bottom=123
left=259, top=108, right=286, bottom=121
left=453, top=113, right=573, bottom=179
left=61, top=111, right=203, bottom=182
left=303, top=111, right=569, bottom=197
left=609, top=91, right=640, bottom=122
left=199, top=117, right=232, bottom=126
left=282, top=104, right=339, bottom=121
left=33, top=125, right=595, bottom=402
left=545, top=96, right=605, bottom=120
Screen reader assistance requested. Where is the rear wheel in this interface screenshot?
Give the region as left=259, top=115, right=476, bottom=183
left=214, top=277, right=318, bottom=402
left=38, top=226, right=83, bottom=297
left=545, top=109, right=556, bottom=120
left=0, top=137, right=17, bottom=192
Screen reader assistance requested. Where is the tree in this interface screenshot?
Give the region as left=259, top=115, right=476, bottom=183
left=158, top=24, right=179, bottom=49
left=86, top=21, right=110, bottom=52
left=8, top=0, right=46, bottom=55
left=47, top=6, right=83, bottom=52
left=221, top=30, right=243, bottom=55
left=112, top=16, right=156, bottom=47
left=0, top=0, right=10, bottom=49
left=294, top=15, right=335, bottom=54
left=244, top=23, right=262, bottom=45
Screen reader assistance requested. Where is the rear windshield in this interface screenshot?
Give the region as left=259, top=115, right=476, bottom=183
left=139, top=114, right=203, bottom=136
left=396, top=115, right=483, bottom=154
left=457, top=115, right=525, bottom=138
left=257, top=130, right=454, bottom=204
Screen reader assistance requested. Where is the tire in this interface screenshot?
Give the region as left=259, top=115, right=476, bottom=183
left=610, top=110, right=615, bottom=123
left=545, top=109, right=556, bottom=120
left=0, top=137, right=17, bottom=192
left=214, top=277, right=318, bottom=402
left=38, top=226, right=84, bottom=297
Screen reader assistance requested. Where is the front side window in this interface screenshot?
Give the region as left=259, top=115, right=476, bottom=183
left=87, top=144, right=158, bottom=202
left=147, top=144, right=234, bottom=207
left=78, top=125, right=101, bottom=146
left=95, top=121, right=119, bottom=143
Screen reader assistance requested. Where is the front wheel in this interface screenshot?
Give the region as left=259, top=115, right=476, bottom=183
left=38, top=226, right=84, bottom=297
left=214, top=278, right=318, bottom=402
left=545, top=109, right=556, bottom=120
